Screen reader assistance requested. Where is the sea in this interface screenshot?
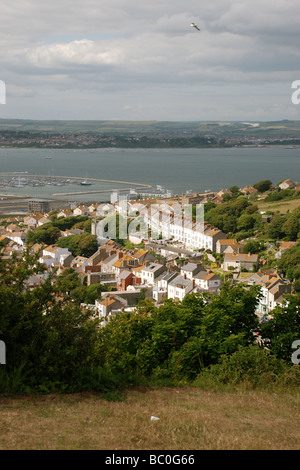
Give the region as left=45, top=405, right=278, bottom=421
left=0, top=146, right=299, bottom=203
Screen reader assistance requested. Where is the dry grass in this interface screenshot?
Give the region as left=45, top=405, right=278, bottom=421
left=257, top=198, right=300, bottom=214
left=1, top=386, right=300, bottom=450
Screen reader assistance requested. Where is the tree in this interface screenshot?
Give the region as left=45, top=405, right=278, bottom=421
left=0, top=251, right=100, bottom=390
left=277, top=242, right=300, bottom=281
left=293, top=279, right=300, bottom=293
left=27, top=225, right=61, bottom=245
left=253, top=179, right=272, bottom=193
left=243, top=240, right=265, bottom=254
left=281, top=207, right=300, bottom=241
left=266, top=214, right=288, bottom=240
left=260, top=295, right=300, bottom=362
left=58, top=233, right=98, bottom=257
left=229, top=185, right=240, bottom=195
left=78, top=234, right=98, bottom=257
left=237, top=214, right=256, bottom=231
left=97, top=284, right=261, bottom=379
left=56, top=268, right=81, bottom=294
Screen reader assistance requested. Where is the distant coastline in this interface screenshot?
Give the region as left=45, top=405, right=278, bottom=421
left=1, top=119, right=300, bottom=148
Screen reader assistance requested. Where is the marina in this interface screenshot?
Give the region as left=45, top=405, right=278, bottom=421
left=0, top=146, right=299, bottom=203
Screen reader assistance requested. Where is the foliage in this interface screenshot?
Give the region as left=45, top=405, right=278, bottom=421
left=264, top=188, right=300, bottom=202
left=195, top=344, right=289, bottom=390
left=266, top=207, right=300, bottom=241
left=253, top=179, right=272, bottom=192
left=276, top=242, right=300, bottom=280
left=0, top=251, right=101, bottom=392
left=205, top=196, right=261, bottom=234
left=242, top=240, right=265, bottom=254
left=98, top=284, right=261, bottom=380
left=1, top=250, right=299, bottom=396
left=27, top=225, right=61, bottom=245
left=57, top=233, right=98, bottom=257
left=266, top=214, right=288, bottom=240
left=259, top=294, right=300, bottom=362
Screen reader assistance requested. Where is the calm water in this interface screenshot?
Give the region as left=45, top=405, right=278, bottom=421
left=0, top=146, right=299, bottom=202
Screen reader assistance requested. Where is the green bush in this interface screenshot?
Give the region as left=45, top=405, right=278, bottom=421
left=194, top=345, right=287, bottom=390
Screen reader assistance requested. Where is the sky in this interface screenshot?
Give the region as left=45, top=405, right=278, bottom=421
left=1, top=0, right=300, bottom=122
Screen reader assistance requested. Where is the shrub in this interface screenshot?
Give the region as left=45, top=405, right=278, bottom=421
left=195, top=345, right=287, bottom=390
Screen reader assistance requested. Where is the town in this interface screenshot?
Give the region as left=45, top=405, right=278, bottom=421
left=1, top=177, right=299, bottom=327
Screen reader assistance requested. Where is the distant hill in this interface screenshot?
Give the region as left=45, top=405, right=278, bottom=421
left=1, top=119, right=300, bottom=148
left=0, top=118, right=300, bottom=138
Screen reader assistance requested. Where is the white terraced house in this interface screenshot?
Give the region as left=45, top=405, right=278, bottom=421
left=141, top=263, right=166, bottom=286
left=144, top=205, right=226, bottom=251
left=167, top=275, right=194, bottom=302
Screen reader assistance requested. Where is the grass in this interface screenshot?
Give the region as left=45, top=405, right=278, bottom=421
left=1, top=386, right=300, bottom=450
left=257, top=197, right=300, bottom=214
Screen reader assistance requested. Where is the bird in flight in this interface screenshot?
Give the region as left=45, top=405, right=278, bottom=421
left=190, top=23, right=200, bottom=31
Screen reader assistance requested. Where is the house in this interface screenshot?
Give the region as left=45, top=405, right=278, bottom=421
left=88, top=247, right=108, bottom=266
left=117, top=270, right=141, bottom=291
left=216, top=239, right=238, bottom=254
left=70, top=256, right=90, bottom=272
left=24, top=214, right=43, bottom=228
left=73, top=205, right=89, bottom=216
left=88, top=203, right=100, bottom=213
left=61, top=228, right=85, bottom=237
left=240, top=186, right=258, bottom=196
left=223, top=253, right=259, bottom=272
left=39, top=245, right=72, bottom=267
left=275, top=241, right=297, bottom=259
left=96, top=290, right=149, bottom=318
left=57, top=209, right=73, bottom=218
left=180, top=262, right=203, bottom=280
left=99, top=253, right=120, bottom=273
left=167, top=275, right=194, bottom=302
left=5, top=231, right=27, bottom=246
left=253, top=273, right=292, bottom=315
left=42, top=244, right=71, bottom=260
left=6, top=224, right=19, bottom=232
left=37, top=216, right=51, bottom=227
left=141, top=263, right=166, bottom=286
left=194, top=271, right=222, bottom=291
left=24, top=274, right=44, bottom=289
left=96, top=296, right=125, bottom=318
left=0, top=235, right=10, bottom=246
left=132, top=249, right=155, bottom=264
left=59, top=253, right=74, bottom=268
left=279, top=179, right=295, bottom=190
left=112, top=254, right=139, bottom=276
left=144, top=203, right=226, bottom=251
left=211, top=195, right=223, bottom=204
left=153, top=271, right=178, bottom=303
left=216, top=189, right=232, bottom=199
left=131, top=264, right=146, bottom=280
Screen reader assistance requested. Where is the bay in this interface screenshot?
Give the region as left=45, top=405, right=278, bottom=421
left=0, top=146, right=299, bottom=202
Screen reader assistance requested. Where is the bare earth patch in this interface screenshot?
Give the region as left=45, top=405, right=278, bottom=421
left=0, top=387, right=300, bottom=450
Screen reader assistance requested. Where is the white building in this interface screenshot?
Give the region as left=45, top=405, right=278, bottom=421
left=144, top=204, right=226, bottom=251
left=194, top=271, right=222, bottom=291
left=167, top=275, right=194, bottom=302
left=141, top=263, right=166, bottom=286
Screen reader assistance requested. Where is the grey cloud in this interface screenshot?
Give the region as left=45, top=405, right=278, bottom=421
left=0, top=0, right=299, bottom=120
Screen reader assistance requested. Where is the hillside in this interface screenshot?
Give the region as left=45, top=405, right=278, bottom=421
left=1, top=118, right=300, bottom=139
left=1, top=386, right=300, bottom=450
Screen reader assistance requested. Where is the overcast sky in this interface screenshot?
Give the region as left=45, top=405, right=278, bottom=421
left=1, top=0, right=300, bottom=121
